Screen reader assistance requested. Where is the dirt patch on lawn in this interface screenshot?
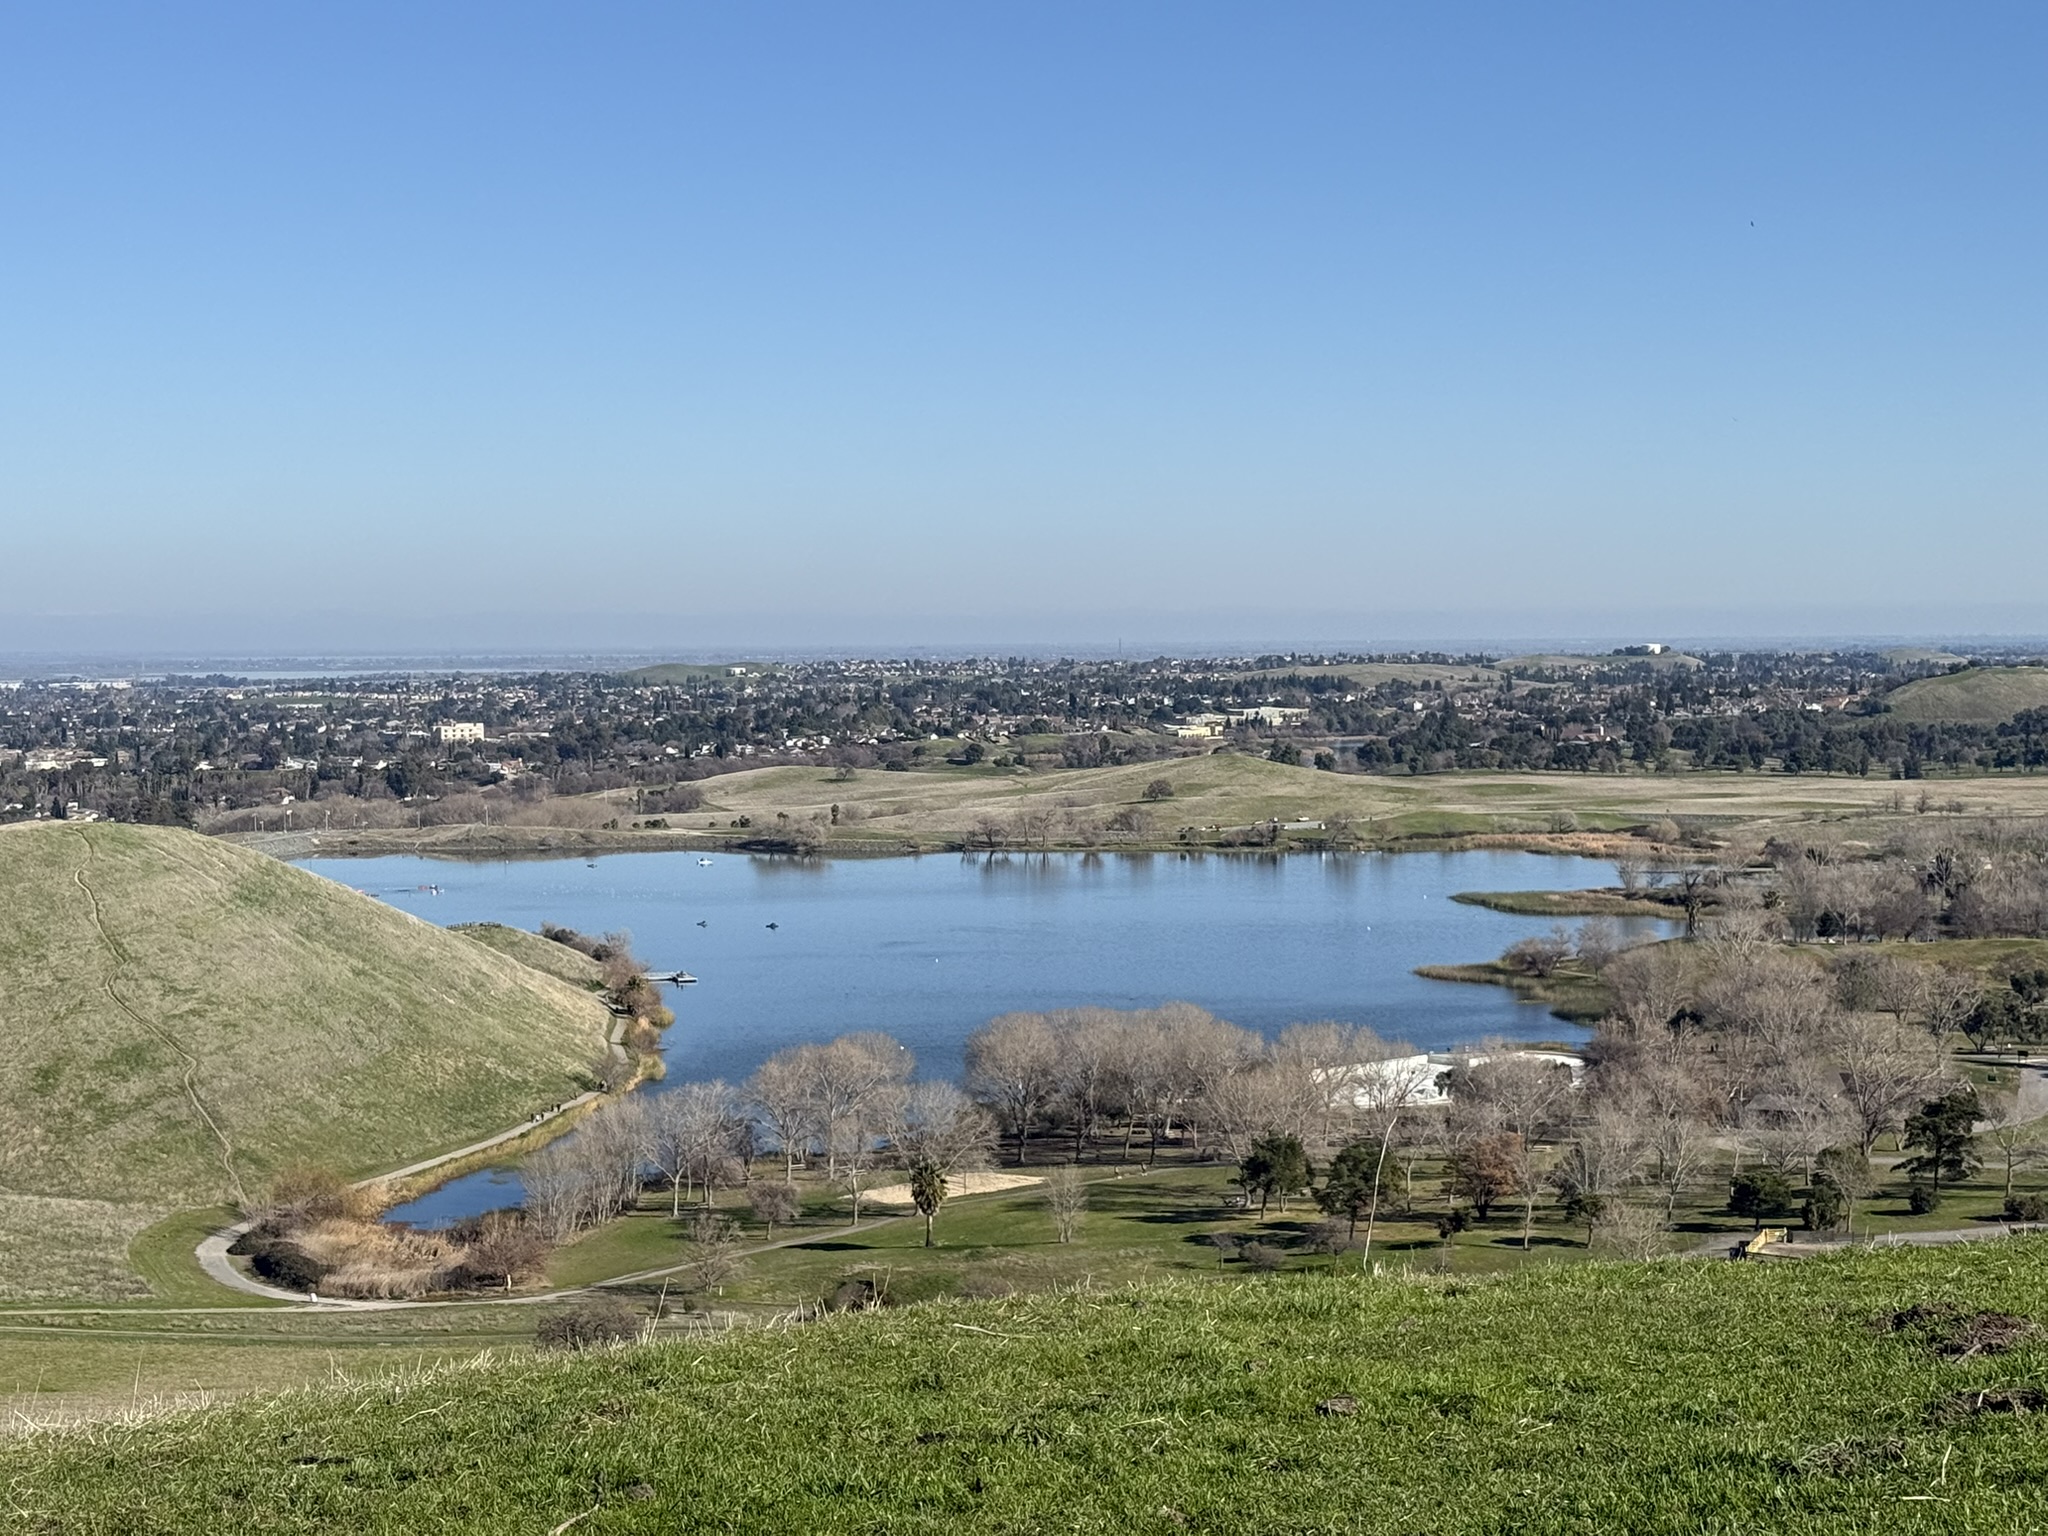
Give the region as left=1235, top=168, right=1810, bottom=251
left=863, top=1171, right=1044, bottom=1208
left=1930, top=1386, right=2047, bottom=1422
left=1877, top=1304, right=2038, bottom=1359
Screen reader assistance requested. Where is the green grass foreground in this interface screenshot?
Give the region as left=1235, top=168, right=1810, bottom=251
left=12, top=1242, right=2048, bottom=1533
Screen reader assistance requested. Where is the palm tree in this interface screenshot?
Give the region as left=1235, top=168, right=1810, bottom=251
left=908, top=1160, right=947, bottom=1247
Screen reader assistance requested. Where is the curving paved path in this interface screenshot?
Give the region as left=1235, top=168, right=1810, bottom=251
left=195, top=1091, right=601, bottom=1307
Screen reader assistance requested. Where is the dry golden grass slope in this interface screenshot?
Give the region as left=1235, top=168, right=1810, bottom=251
left=679, top=754, right=2048, bottom=844
left=1884, top=666, right=2048, bottom=724
left=0, top=823, right=610, bottom=1299
left=449, top=922, right=605, bottom=989
left=235, top=755, right=2048, bottom=863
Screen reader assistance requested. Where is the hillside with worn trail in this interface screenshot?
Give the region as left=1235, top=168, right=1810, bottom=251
left=0, top=823, right=610, bottom=1299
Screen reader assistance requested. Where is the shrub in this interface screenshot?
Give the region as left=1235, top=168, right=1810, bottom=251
left=827, top=1277, right=881, bottom=1311
left=536, top=1296, right=643, bottom=1351
left=1436, top=1208, right=1472, bottom=1240
left=1803, top=1177, right=1848, bottom=1232
left=540, top=923, right=603, bottom=958
left=2005, top=1194, right=2048, bottom=1223
left=249, top=1243, right=327, bottom=1292
left=1907, top=1178, right=1941, bottom=1215
left=1142, top=778, right=1175, bottom=801
left=748, top=1182, right=802, bottom=1231
left=1503, top=932, right=1572, bottom=978
left=1241, top=1241, right=1285, bottom=1273
left=258, top=1164, right=356, bottom=1228
left=1302, top=1219, right=1350, bottom=1257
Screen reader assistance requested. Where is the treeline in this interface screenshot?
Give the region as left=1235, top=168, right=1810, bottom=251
left=1342, top=702, right=2048, bottom=779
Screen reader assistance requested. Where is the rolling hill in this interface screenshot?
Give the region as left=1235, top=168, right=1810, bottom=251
left=0, top=823, right=611, bottom=1299
left=450, top=921, right=607, bottom=989
left=1883, top=666, right=2048, bottom=724
left=7, top=1239, right=2046, bottom=1532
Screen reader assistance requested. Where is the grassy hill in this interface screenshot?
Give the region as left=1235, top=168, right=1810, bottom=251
left=1885, top=666, right=2048, bottom=724
left=0, top=823, right=611, bottom=1299
left=8, top=1240, right=2048, bottom=1532
left=452, top=922, right=606, bottom=989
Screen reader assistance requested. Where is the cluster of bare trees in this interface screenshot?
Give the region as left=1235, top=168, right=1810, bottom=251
left=967, top=805, right=1160, bottom=852
left=521, top=1030, right=1001, bottom=1246
left=957, top=1007, right=1429, bottom=1168
left=1471, top=898, right=1994, bottom=1247
left=1760, top=818, right=2048, bottom=943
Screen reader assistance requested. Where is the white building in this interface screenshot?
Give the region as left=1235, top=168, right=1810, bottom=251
left=435, top=721, right=486, bottom=745
left=1340, top=1049, right=1585, bottom=1109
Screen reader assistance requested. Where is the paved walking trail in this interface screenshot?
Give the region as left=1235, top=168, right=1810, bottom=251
left=194, top=1092, right=602, bottom=1307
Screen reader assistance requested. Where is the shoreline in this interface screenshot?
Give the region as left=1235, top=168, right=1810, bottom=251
left=227, top=823, right=1663, bottom=865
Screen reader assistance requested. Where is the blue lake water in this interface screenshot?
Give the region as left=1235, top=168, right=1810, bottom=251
left=298, top=849, right=1667, bottom=1226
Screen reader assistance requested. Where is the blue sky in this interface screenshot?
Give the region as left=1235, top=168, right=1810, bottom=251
left=2, top=4, right=2043, bottom=653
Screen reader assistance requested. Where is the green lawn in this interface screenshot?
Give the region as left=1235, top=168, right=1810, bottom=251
left=12, top=1240, right=2048, bottom=1531
left=0, top=1303, right=541, bottom=1427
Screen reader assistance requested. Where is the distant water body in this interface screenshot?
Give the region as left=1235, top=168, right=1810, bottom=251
left=298, top=848, right=1670, bottom=1226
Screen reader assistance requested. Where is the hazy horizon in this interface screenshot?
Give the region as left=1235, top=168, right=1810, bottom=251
left=5, top=624, right=2046, bottom=682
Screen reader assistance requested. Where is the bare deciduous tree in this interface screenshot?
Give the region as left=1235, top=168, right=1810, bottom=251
left=1451, top=1051, right=1576, bottom=1250
left=1041, top=1165, right=1088, bottom=1243
left=1981, top=1087, right=2043, bottom=1204
left=889, top=1081, right=995, bottom=1175
left=747, top=1180, right=801, bottom=1231
left=1921, top=967, right=1985, bottom=1042
left=645, top=1080, right=747, bottom=1213
left=522, top=1100, right=646, bottom=1241
left=1054, top=1008, right=1129, bottom=1161
left=1591, top=1199, right=1670, bottom=1261
left=1827, top=1012, right=1949, bottom=1155
left=964, top=1011, right=1065, bottom=1165
left=748, top=1046, right=821, bottom=1183
left=1604, top=944, right=1693, bottom=1044
left=804, top=1032, right=913, bottom=1181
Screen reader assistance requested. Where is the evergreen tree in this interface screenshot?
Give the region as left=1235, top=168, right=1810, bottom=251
left=1317, top=1139, right=1388, bottom=1239
left=1902, top=1087, right=1982, bottom=1207
left=1235, top=1134, right=1312, bottom=1215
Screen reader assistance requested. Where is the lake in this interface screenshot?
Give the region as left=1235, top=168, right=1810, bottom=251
left=298, top=848, right=1667, bottom=1225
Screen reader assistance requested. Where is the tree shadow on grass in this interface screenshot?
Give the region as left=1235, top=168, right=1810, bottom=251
left=1126, top=1208, right=1237, bottom=1227
left=790, top=1240, right=889, bottom=1252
